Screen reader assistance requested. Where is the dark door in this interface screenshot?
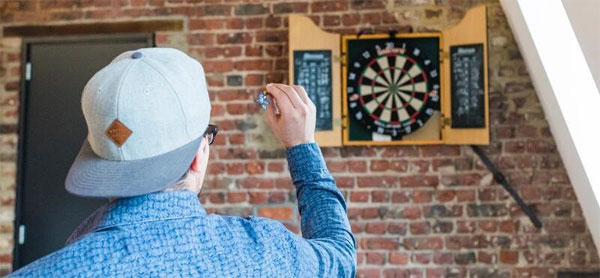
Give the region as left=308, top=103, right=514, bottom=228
left=14, top=34, right=154, bottom=269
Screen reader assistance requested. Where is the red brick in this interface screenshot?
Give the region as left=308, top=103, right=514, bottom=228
left=273, top=2, right=308, bottom=14
left=342, top=14, right=361, bottom=26
left=387, top=223, right=407, bottom=235
left=229, top=134, right=245, bottom=145
left=187, top=33, right=214, bottom=45
left=335, top=177, right=354, bottom=188
left=265, top=15, right=282, bottom=28
left=202, top=60, right=233, bottom=73
left=268, top=192, right=286, bottom=203
left=389, top=252, right=409, bottom=264
left=227, top=192, right=247, bottom=203
left=366, top=252, right=385, bottom=265
left=311, top=1, right=348, bottom=13
left=401, top=207, right=421, bottom=219
left=499, top=250, right=519, bottom=264
left=209, top=192, right=225, bottom=203
left=265, top=45, right=283, bottom=57
left=225, top=18, right=243, bottom=29
left=189, top=19, right=224, bottom=30
left=245, top=74, right=264, bottom=86
left=404, top=237, right=444, bottom=250
left=410, top=221, right=431, bottom=235
left=366, top=222, right=386, bottom=234
left=361, top=238, right=399, bottom=250
left=244, top=18, right=263, bottom=29
left=410, top=160, right=430, bottom=173
left=237, top=177, right=273, bottom=189
left=248, top=192, right=267, bottom=204
left=245, top=162, right=264, bottom=174
left=361, top=12, right=381, bottom=25
left=370, top=160, right=389, bottom=172
left=440, top=173, right=481, bottom=186
left=357, top=176, right=397, bottom=188
left=371, top=191, right=388, bottom=202
left=217, top=89, right=252, bottom=101
left=478, top=251, right=494, bottom=264
left=258, top=206, right=293, bottom=220
left=413, top=191, right=432, bottom=203
left=217, top=32, right=252, bottom=44
left=499, top=220, right=519, bottom=233
left=435, top=190, right=455, bottom=202
left=360, top=208, right=380, bottom=219
left=266, top=72, right=284, bottom=83
left=208, top=163, right=225, bottom=174
left=349, top=161, right=367, bottom=172
left=226, top=103, right=246, bottom=115
left=456, top=190, right=476, bottom=202
left=400, top=175, right=438, bottom=188
left=234, top=60, right=272, bottom=71
left=413, top=253, right=431, bottom=264
left=326, top=161, right=347, bottom=172
left=267, top=162, right=284, bottom=173
left=350, top=191, right=369, bottom=202
left=421, top=145, right=461, bottom=157
left=391, top=191, right=410, bottom=203
left=456, top=220, right=476, bottom=233
left=226, top=162, right=244, bottom=175
left=323, top=15, right=340, bottom=26
left=256, top=31, right=287, bottom=42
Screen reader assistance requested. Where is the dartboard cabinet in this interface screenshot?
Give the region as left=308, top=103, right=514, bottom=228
left=289, top=6, right=489, bottom=146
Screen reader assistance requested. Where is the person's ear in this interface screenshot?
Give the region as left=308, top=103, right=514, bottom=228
left=190, top=138, right=208, bottom=172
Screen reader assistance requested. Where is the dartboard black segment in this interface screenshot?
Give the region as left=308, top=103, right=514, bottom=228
left=344, top=34, right=441, bottom=143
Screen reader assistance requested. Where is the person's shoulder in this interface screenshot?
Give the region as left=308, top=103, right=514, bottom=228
left=9, top=240, right=87, bottom=277
left=9, top=232, right=116, bottom=277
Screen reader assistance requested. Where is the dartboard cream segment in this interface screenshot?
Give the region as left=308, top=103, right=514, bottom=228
left=393, top=56, right=407, bottom=84
left=399, top=91, right=424, bottom=110
left=360, top=85, right=388, bottom=96
left=363, top=67, right=389, bottom=87
left=380, top=95, right=395, bottom=122
left=399, top=81, right=428, bottom=93
left=376, top=56, right=392, bottom=83
left=398, top=64, right=423, bottom=85
left=365, top=92, right=390, bottom=112
left=393, top=94, right=410, bottom=122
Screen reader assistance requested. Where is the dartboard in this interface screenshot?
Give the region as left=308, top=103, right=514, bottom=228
left=346, top=36, right=441, bottom=140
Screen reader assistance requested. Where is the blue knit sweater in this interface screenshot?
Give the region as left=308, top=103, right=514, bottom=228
left=10, top=143, right=357, bottom=277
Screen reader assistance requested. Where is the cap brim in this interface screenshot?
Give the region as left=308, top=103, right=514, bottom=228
left=65, top=137, right=202, bottom=198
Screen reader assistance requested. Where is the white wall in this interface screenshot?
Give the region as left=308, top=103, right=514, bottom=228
left=562, top=0, right=600, bottom=90
left=501, top=0, right=600, bottom=254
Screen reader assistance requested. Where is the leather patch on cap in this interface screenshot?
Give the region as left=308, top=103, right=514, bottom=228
left=106, top=119, right=132, bottom=147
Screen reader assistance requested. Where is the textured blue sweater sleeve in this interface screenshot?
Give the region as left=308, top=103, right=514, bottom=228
left=285, top=143, right=357, bottom=277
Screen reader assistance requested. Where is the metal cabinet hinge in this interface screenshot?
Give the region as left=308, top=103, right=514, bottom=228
left=441, top=115, right=451, bottom=128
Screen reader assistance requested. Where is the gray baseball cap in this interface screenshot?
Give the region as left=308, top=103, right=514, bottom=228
left=65, top=48, right=211, bottom=198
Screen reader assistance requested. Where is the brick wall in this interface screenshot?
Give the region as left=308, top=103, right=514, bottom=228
left=1, top=0, right=599, bottom=277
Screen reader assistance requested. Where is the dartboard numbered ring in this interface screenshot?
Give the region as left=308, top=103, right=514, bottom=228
left=344, top=34, right=441, bottom=142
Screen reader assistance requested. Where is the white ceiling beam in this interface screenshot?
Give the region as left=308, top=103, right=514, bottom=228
left=500, top=0, right=600, bottom=254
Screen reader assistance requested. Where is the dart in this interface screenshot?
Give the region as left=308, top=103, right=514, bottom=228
left=255, top=91, right=272, bottom=110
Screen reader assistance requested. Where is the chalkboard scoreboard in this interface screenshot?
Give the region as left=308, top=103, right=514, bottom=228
left=450, top=44, right=485, bottom=128
left=293, top=50, right=333, bottom=131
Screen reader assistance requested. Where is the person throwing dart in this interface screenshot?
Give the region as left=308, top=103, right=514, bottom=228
left=9, top=48, right=356, bottom=278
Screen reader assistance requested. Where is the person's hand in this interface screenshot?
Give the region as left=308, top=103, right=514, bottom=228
left=264, top=83, right=316, bottom=148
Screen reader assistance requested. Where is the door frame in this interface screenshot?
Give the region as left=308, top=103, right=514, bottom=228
left=13, top=33, right=154, bottom=269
